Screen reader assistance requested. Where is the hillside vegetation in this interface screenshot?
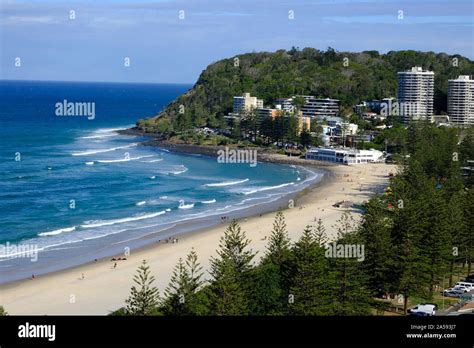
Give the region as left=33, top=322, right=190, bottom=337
left=137, top=48, right=474, bottom=133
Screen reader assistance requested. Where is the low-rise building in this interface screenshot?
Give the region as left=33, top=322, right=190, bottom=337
left=301, top=97, right=340, bottom=119
left=306, top=147, right=384, bottom=165
left=275, top=98, right=295, bottom=112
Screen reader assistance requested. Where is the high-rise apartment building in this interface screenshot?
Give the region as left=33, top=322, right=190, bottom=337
left=448, top=75, right=474, bottom=126
left=397, top=66, right=434, bottom=122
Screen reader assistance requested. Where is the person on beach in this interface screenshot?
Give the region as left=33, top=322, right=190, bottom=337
left=31, top=274, right=35, bottom=280
left=81, top=273, right=84, bottom=280
left=113, top=263, right=117, bottom=269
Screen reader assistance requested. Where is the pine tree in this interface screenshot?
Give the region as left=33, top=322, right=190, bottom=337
left=186, top=248, right=204, bottom=292
left=208, top=220, right=255, bottom=315
left=288, top=226, right=333, bottom=315
left=0, top=306, right=7, bottom=316
left=358, top=197, right=393, bottom=295
left=264, top=210, right=291, bottom=265
left=423, top=188, right=452, bottom=297
left=125, top=260, right=160, bottom=315
left=249, top=261, right=284, bottom=315
left=162, top=249, right=205, bottom=315
left=252, top=211, right=291, bottom=315
left=463, top=188, right=474, bottom=276
left=390, top=162, right=433, bottom=313
left=331, top=213, right=372, bottom=315
left=209, top=256, right=249, bottom=315
left=163, top=257, right=189, bottom=315
left=211, top=220, right=256, bottom=278
left=447, top=191, right=467, bottom=286
left=313, top=218, right=328, bottom=246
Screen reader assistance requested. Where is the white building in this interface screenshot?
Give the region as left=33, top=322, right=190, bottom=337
left=448, top=75, right=474, bottom=126
left=275, top=98, right=295, bottom=112
left=397, top=67, right=434, bottom=122
left=233, top=93, right=264, bottom=113
left=301, top=97, right=340, bottom=119
left=306, top=147, right=384, bottom=165
left=338, top=123, right=358, bottom=135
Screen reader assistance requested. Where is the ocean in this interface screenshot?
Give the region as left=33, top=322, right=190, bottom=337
left=0, top=80, right=323, bottom=282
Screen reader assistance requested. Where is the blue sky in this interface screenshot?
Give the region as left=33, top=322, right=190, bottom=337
left=1, top=0, right=473, bottom=83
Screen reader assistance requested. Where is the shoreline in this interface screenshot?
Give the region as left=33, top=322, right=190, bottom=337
left=119, top=127, right=338, bottom=167
left=0, top=155, right=396, bottom=314
left=0, top=129, right=331, bottom=284
left=0, top=163, right=329, bottom=285
left=0, top=166, right=331, bottom=291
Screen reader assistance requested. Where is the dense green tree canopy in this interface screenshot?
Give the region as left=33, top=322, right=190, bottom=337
left=137, top=48, right=474, bottom=133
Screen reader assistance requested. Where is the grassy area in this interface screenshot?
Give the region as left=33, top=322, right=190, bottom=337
left=409, top=295, right=458, bottom=312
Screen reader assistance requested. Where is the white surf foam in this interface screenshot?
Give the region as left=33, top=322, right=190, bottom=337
left=94, top=126, right=133, bottom=133
left=38, top=226, right=76, bottom=237
left=97, top=155, right=153, bottom=163
left=72, top=144, right=137, bottom=156
left=201, top=199, right=217, bottom=204
left=141, top=159, right=163, bottom=163
left=85, top=161, right=94, bottom=165
left=205, top=178, right=249, bottom=187
left=81, top=134, right=116, bottom=140
left=178, top=202, right=194, bottom=209
left=170, top=166, right=188, bottom=175
left=216, top=205, right=232, bottom=211
left=81, top=211, right=166, bottom=229
left=136, top=201, right=146, bottom=206
left=242, top=182, right=294, bottom=195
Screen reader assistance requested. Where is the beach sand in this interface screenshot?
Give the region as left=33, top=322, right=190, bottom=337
left=0, top=161, right=397, bottom=315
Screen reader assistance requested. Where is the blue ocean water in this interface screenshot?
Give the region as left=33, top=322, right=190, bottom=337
left=0, top=80, right=322, bottom=281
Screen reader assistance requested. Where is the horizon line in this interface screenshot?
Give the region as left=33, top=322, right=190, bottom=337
left=0, top=78, right=195, bottom=85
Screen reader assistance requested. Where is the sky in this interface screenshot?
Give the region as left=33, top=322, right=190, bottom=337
left=0, top=0, right=473, bottom=84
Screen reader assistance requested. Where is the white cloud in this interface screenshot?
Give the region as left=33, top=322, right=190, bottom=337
left=0, top=15, right=62, bottom=26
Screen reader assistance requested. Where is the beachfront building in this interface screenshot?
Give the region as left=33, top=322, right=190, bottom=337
left=397, top=66, right=434, bottom=122
left=448, top=75, right=474, bottom=126
left=301, top=97, right=340, bottom=119
left=306, top=147, right=384, bottom=165
left=233, top=93, right=264, bottom=113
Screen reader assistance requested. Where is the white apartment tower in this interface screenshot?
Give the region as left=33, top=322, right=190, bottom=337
left=397, top=66, right=434, bottom=122
left=448, top=75, right=474, bottom=126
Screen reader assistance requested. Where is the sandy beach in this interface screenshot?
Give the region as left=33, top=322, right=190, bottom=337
left=0, top=160, right=397, bottom=315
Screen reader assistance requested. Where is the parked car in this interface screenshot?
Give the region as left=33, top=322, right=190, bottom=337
left=408, top=304, right=436, bottom=316
left=453, top=285, right=471, bottom=293
left=443, top=289, right=463, bottom=298
left=455, top=282, right=474, bottom=291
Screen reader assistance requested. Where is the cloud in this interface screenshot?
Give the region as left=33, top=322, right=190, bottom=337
left=0, top=15, right=62, bottom=26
